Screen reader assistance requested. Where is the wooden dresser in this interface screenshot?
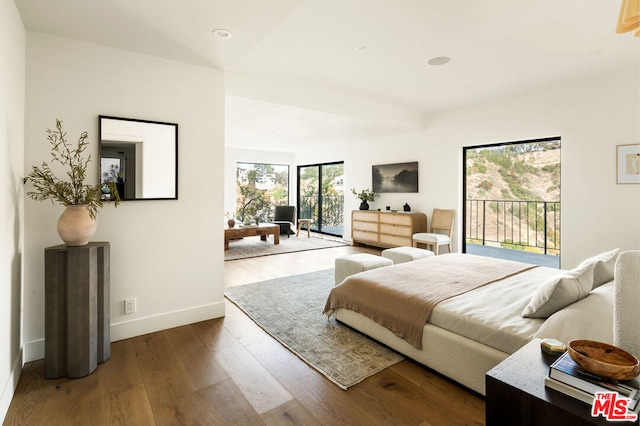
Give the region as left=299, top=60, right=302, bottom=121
left=351, top=210, right=427, bottom=248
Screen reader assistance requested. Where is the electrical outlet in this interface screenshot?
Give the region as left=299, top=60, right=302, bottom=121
left=124, top=298, right=136, bottom=314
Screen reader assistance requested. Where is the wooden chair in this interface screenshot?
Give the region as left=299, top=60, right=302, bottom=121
left=412, top=209, right=455, bottom=255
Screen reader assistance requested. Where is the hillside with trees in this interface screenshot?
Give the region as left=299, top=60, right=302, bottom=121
left=466, top=142, right=560, bottom=202
left=465, top=141, right=561, bottom=255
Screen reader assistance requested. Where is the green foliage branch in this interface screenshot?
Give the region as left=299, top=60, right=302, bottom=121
left=350, top=187, right=379, bottom=202
left=23, top=119, right=120, bottom=219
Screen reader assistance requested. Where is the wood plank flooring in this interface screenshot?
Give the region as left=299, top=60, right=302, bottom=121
left=4, top=240, right=486, bottom=425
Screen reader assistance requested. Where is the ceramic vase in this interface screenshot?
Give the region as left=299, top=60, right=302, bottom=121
left=57, top=205, right=97, bottom=246
left=359, top=200, right=370, bottom=210
left=227, top=218, right=236, bottom=228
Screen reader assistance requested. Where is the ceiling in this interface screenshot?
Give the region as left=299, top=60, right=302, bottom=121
left=16, top=0, right=639, bottom=152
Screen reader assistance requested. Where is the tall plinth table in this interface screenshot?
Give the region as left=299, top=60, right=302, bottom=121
left=45, top=242, right=110, bottom=379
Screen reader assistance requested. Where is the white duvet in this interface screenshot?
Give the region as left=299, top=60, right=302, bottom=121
left=430, top=266, right=614, bottom=354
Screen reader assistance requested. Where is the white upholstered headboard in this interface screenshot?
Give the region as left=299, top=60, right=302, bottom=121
left=613, top=250, right=640, bottom=358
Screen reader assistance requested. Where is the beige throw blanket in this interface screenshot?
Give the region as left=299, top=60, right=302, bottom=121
left=323, top=254, right=537, bottom=349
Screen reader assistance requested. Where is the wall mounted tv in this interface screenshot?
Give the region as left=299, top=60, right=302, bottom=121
left=372, top=161, right=418, bottom=193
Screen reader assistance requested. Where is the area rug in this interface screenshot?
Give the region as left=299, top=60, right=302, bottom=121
left=224, top=269, right=404, bottom=389
left=224, top=234, right=348, bottom=261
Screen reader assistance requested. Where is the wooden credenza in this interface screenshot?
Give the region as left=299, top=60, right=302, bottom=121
left=351, top=210, right=427, bottom=248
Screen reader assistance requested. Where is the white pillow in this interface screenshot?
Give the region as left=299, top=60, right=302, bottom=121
left=522, top=261, right=594, bottom=318
left=534, top=282, right=614, bottom=344
left=578, top=248, right=619, bottom=289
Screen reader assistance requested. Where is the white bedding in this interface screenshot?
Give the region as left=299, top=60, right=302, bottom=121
left=332, top=259, right=616, bottom=395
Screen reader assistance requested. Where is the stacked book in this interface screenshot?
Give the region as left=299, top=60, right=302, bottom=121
left=545, top=351, right=640, bottom=414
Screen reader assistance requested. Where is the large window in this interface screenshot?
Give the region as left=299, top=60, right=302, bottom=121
left=298, top=162, right=344, bottom=237
left=463, top=138, right=561, bottom=267
left=234, top=162, right=289, bottom=224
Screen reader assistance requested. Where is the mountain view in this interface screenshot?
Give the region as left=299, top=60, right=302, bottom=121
left=465, top=141, right=561, bottom=255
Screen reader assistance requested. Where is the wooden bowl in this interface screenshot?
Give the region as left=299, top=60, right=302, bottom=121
left=568, top=340, right=640, bottom=381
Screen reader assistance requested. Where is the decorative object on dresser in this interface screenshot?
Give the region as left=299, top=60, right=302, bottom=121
left=350, top=187, right=379, bottom=210
left=412, top=208, right=455, bottom=255
left=351, top=210, right=427, bottom=248
left=23, top=119, right=120, bottom=246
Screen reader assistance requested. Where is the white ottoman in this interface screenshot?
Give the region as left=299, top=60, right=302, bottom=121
left=381, top=246, right=434, bottom=264
left=334, top=253, right=393, bottom=285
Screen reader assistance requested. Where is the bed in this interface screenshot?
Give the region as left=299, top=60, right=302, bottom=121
left=323, top=250, right=632, bottom=395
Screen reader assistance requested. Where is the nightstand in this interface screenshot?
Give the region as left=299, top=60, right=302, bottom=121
left=486, top=338, right=638, bottom=426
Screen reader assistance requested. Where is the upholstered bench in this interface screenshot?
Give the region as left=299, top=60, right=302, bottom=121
left=381, top=246, right=434, bottom=264
left=334, top=253, right=393, bottom=285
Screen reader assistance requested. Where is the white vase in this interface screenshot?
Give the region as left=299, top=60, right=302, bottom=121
left=57, top=205, right=97, bottom=246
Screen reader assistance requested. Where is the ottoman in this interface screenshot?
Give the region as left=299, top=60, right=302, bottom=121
left=334, top=253, right=393, bottom=285
left=381, top=246, right=434, bottom=264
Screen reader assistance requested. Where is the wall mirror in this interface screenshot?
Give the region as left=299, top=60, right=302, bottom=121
left=99, top=116, right=178, bottom=200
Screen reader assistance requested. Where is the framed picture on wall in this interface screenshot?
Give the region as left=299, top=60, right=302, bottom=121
left=372, top=161, right=418, bottom=193
left=617, top=144, right=640, bottom=184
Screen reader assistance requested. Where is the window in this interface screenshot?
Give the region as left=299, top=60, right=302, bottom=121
left=463, top=138, right=561, bottom=267
left=235, top=162, right=289, bottom=224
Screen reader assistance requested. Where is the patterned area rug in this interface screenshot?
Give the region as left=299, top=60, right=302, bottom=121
left=224, top=234, right=348, bottom=261
left=224, top=269, right=404, bottom=389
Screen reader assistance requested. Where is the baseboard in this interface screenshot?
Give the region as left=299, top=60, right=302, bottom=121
left=110, top=301, right=225, bottom=342
left=0, top=348, right=23, bottom=423
left=22, top=302, right=226, bottom=363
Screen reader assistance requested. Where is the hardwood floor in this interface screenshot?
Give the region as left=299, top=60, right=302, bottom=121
left=4, top=241, right=486, bottom=425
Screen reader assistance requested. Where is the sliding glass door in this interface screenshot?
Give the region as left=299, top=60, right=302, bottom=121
left=297, top=162, right=344, bottom=237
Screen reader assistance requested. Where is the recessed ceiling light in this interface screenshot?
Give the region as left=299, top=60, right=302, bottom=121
left=212, top=29, right=232, bottom=40
left=428, top=56, right=451, bottom=66
left=266, top=132, right=278, bottom=136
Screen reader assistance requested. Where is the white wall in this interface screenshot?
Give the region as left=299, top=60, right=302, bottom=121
left=23, top=32, right=226, bottom=361
left=0, top=0, right=25, bottom=419
left=295, top=66, right=640, bottom=268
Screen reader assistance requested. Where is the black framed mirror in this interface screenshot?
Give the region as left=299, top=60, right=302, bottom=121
left=99, top=116, right=178, bottom=200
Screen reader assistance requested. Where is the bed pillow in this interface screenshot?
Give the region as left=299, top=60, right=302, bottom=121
left=534, top=281, right=613, bottom=344
left=522, top=261, right=594, bottom=318
left=577, top=248, right=619, bottom=289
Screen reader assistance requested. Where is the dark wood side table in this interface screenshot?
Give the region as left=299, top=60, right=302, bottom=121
left=44, top=242, right=110, bottom=378
left=486, top=338, right=638, bottom=426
